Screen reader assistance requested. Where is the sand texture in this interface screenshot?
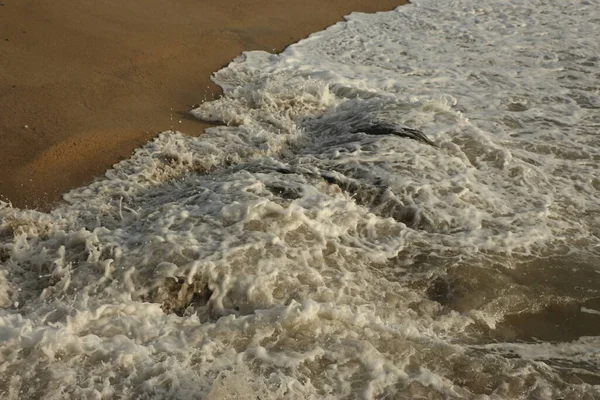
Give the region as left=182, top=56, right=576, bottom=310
left=0, top=0, right=404, bottom=210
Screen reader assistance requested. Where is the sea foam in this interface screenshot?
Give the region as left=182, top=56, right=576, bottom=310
left=1, top=0, right=600, bottom=398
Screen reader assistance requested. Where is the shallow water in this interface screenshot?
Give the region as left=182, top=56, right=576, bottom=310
left=2, top=0, right=600, bottom=398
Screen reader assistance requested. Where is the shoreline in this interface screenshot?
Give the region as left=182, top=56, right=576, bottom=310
left=0, top=0, right=405, bottom=211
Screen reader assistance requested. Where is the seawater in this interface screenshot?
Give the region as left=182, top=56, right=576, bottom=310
left=1, top=0, right=600, bottom=398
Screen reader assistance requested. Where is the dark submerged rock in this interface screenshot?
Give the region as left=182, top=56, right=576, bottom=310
left=353, top=123, right=437, bottom=147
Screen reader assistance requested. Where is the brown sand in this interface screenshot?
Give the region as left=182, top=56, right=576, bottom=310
left=0, top=0, right=405, bottom=210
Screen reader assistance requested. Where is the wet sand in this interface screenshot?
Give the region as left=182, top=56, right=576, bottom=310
left=0, top=0, right=405, bottom=210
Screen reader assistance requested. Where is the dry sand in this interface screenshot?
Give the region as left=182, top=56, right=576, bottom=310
left=0, top=0, right=405, bottom=210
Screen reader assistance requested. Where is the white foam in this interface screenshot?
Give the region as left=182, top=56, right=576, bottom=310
left=581, top=307, right=600, bottom=316
left=2, top=0, right=600, bottom=398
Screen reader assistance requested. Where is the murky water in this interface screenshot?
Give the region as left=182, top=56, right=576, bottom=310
left=1, top=0, right=600, bottom=398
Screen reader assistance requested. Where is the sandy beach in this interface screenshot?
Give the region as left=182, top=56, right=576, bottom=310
left=0, top=0, right=404, bottom=210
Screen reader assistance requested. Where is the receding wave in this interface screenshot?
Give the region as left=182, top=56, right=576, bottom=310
left=2, top=0, right=600, bottom=398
